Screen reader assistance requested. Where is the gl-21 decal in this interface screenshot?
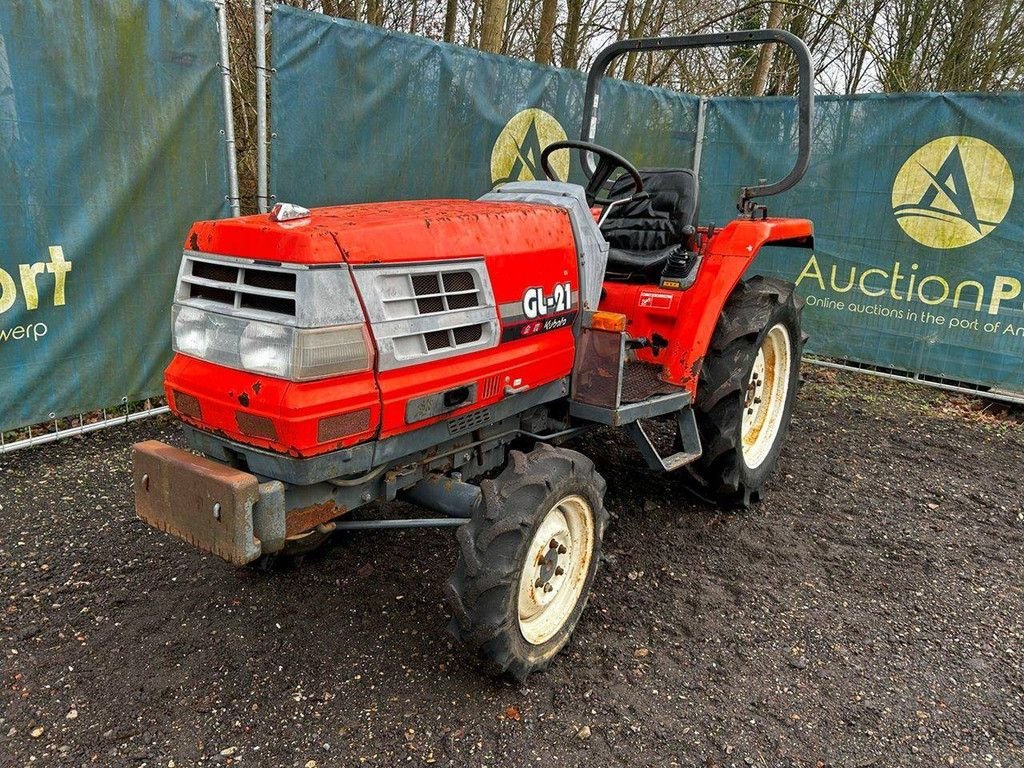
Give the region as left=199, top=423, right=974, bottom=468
left=523, top=282, right=572, bottom=319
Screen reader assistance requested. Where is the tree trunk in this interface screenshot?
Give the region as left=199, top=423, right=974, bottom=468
left=561, top=0, right=582, bottom=68
left=366, top=0, right=382, bottom=27
left=534, top=0, right=557, bottom=64
left=843, top=0, right=879, bottom=93
left=750, top=1, right=785, bottom=95
left=444, top=0, right=458, bottom=42
left=469, top=0, right=480, bottom=47
left=479, top=0, right=510, bottom=53
left=623, top=0, right=661, bottom=80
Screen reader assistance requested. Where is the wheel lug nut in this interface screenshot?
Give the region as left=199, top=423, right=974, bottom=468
left=557, top=544, right=567, bottom=554
left=747, top=408, right=754, bottom=414
left=754, top=397, right=762, bottom=404
left=535, top=578, right=544, bottom=588
left=549, top=539, right=558, bottom=549
left=543, top=583, right=553, bottom=593
left=555, top=566, right=564, bottom=576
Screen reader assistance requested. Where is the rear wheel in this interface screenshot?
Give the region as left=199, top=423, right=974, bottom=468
left=446, top=444, right=608, bottom=681
left=686, top=276, right=804, bottom=507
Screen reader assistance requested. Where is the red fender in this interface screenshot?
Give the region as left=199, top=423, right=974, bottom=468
left=599, top=217, right=813, bottom=396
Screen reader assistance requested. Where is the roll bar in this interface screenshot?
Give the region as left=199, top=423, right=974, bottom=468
left=582, top=29, right=815, bottom=215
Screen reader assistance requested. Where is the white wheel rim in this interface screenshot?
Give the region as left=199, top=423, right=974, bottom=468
left=741, top=323, right=792, bottom=470
left=517, top=494, right=594, bottom=646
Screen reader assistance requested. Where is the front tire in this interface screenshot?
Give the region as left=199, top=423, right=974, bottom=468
left=446, top=444, right=609, bottom=681
left=686, top=276, right=804, bottom=507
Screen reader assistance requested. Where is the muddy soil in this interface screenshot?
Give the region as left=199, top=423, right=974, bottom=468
left=2, top=368, right=1023, bottom=767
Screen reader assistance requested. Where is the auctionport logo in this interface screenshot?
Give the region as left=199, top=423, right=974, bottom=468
left=0, top=245, right=72, bottom=345
left=491, top=108, right=568, bottom=185
left=892, top=136, right=1013, bottom=249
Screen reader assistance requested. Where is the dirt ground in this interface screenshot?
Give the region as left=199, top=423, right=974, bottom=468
left=2, top=367, right=1023, bottom=768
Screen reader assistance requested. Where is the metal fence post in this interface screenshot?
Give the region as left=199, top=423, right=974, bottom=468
left=255, top=0, right=270, bottom=213
left=215, top=0, right=241, bottom=216
left=692, top=96, right=707, bottom=179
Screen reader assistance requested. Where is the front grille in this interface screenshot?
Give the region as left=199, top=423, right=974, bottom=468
left=453, top=324, right=483, bottom=345
left=442, top=271, right=475, bottom=292
left=182, top=254, right=297, bottom=317
left=192, top=261, right=237, bottom=283
left=243, top=270, right=295, bottom=291
left=420, top=324, right=485, bottom=352
left=352, top=260, right=498, bottom=371
left=172, top=389, right=202, bottom=420
left=235, top=412, right=278, bottom=440
left=379, top=268, right=488, bottom=356
left=317, top=410, right=372, bottom=442
left=386, top=269, right=481, bottom=319
left=424, top=329, right=451, bottom=351
left=448, top=408, right=491, bottom=435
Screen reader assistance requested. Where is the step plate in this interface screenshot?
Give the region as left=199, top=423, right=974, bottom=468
left=133, top=440, right=261, bottom=566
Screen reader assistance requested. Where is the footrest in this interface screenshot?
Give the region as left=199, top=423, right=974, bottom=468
left=624, top=407, right=703, bottom=473
left=569, top=391, right=691, bottom=428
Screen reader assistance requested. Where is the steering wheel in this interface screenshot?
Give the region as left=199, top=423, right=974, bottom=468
left=539, top=140, right=645, bottom=207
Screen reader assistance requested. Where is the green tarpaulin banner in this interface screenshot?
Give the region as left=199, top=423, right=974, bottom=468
left=0, top=0, right=229, bottom=433
left=270, top=7, right=701, bottom=204
left=273, top=9, right=1023, bottom=398
left=700, top=94, right=1024, bottom=394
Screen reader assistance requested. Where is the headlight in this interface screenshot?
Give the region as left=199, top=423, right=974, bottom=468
left=172, top=305, right=373, bottom=381
left=239, top=322, right=292, bottom=377
left=173, top=306, right=209, bottom=358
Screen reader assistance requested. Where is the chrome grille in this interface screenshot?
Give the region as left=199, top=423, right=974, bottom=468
left=417, top=323, right=486, bottom=352
left=385, top=269, right=481, bottom=320
left=353, top=260, right=498, bottom=371
left=181, top=254, right=297, bottom=317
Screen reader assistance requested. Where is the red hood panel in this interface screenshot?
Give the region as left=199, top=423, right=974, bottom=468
left=185, top=199, right=563, bottom=265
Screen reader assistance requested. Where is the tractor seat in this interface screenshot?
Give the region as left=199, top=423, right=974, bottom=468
left=601, top=168, right=699, bottom=278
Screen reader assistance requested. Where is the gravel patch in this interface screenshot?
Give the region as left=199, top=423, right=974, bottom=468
left=2, top=367, right=1022, bottom=767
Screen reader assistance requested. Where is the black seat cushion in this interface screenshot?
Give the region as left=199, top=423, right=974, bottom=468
left=601, top=168, right=699, bottom=276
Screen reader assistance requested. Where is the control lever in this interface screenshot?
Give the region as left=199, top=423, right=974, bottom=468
left=597, top=190, right=651, bottom=227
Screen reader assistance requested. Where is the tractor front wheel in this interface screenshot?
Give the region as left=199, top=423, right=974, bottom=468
left=446, top=444, right=609, bottom=681
left=687, top=276, right=804, bottom=507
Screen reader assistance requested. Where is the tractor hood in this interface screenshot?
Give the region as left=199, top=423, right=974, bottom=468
left=169, top=194, right=584, bottom=460
left=186, top=199, right=572, bottom=266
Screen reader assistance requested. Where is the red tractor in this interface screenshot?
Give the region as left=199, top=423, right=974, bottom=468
left=134, top=30, right=815, bottom=679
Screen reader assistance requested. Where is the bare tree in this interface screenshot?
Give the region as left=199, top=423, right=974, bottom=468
left=479, top=0, right=510, bottom=52
left=534, top=0, right=557, bottom=64
left=750, top=1, right=784, bottom=95
left=443, top=0, right=458, bottom=42
left=263, top=0, right=1024, bottom=97
left=562, top=0, right=584, bottom=68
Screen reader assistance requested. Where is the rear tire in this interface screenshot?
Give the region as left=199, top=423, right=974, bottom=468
left=446, top=444, right=609, bottom=681
left=686, top=276, right=804, bottom=507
